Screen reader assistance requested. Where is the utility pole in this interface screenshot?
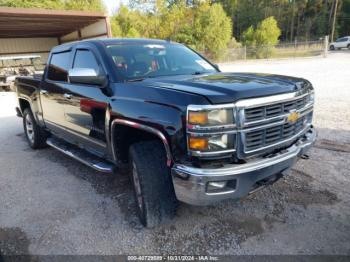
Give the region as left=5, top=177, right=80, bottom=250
left=331, top=0, right=338, bottom=42
left=290, top=0, right=295, bottom=42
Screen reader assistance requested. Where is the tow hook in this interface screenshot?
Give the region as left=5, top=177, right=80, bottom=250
left=300, top=154, right=309, bottom=160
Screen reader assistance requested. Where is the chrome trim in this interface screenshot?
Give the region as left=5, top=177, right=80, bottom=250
left=190, top=148, right=236, bottom=157
left=186, top=89, right=314, bottom=159
left=243, top=102, right=314, bottom=128
left=206, top=188, right=236, bottom=196
left=236, top=91, right=312, bottom=109
left=187, top=124, right=236, bottom=131
left=111, top=119, right=173, bottom=166
left=177, top=129, right=316, bottom=176
left=187, top=103, right=235, bottom=111
left=171, top=128, right=316, bottom=205
left=241, top=107, right=313, bottom=133
left=244, top=123, right=311, bottom=154
left=187, top=130, right=237, bottom=135
left=46, top=139, right=114, bottom=174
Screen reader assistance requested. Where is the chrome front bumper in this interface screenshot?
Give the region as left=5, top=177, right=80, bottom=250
left=171, top=127, right=316, bottom=205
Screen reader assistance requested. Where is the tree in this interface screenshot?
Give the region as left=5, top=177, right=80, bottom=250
left=64, top=0, right=105, bottom=12
left=243, top=16, right=281, bottom=46
left=111, top=5, right=143, bottom=37
left=111, top=0, right=232, bottom=59
left=242, top=16, right=281, bottom=58
left=254, top=16, right=281, bottom=46
left=196, top=3, right=232, bottom=57
left=0, top=0, right=64, bottom=9
left=0, top=0, right=105, bottom=12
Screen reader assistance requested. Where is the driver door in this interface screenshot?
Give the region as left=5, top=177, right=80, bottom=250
left=63, top=48, right=109, bottom=155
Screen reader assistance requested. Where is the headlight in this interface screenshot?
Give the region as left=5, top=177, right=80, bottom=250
left=188, top=134, right=229, bottom=151
left=309, top=92, right=315, bottom=103
left=187, top=105, right=236, bottom=157
left=188, top=108, right=233, bottom=126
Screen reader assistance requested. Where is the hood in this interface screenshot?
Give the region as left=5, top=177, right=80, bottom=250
left=143, top=73, right=308, bottom=104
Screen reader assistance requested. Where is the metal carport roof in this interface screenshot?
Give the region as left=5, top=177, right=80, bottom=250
left=0, top=7, right=111, bottom=38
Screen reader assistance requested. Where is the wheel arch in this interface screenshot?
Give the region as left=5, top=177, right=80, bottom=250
left=18, top=98, right=31, bottom=114
left=111, top=119, right=173, bottom=167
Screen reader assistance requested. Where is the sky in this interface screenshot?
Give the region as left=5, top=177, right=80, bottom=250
left=102, top=0, right=128, bottom=15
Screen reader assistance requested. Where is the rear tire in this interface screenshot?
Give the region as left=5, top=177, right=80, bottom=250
left=23, top=108, right=47, bottom=149
left=129, top=140, right=177, bottom=228
left=347, top=44, right=350, bottom=50
left=330, top=45, right=335, bottom=51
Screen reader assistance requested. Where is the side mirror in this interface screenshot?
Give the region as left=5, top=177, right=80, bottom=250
left=214, top=64, right=220, bottom=71
left=68, top=68, right=107, bottom=86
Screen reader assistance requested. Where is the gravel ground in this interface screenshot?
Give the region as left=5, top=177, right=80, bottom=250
left=0, top=51, right=349, bottom=256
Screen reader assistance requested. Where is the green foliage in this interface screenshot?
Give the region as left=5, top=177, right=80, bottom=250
left=242, top=16, right=281, bottom=58
left=111, top=0, right=232, bottom=59
left=243, top=17, right=281, bottom=47
left=242, top=26, right=256, bottom=46
left=0, top=0, right=105, bottom=12
left=64, top=0, right=105, bottom=12
left=0, top=0, right=64, bottom=9
left=216, top=0, right=349, bottom=42
left=254, top=16, right=281, bottom=46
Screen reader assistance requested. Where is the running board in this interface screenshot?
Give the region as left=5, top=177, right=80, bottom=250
left=46, top=137, right=115, bottom=174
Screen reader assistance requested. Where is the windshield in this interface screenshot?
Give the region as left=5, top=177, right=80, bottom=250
left=106, top=43, right=217, bottom=81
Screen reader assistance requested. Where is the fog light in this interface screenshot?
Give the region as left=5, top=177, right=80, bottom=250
left=206, top=179, right=237, bottom=194
left=189, top=137, right=208, bottom=150
left=208, top=181, right=227, bottom=189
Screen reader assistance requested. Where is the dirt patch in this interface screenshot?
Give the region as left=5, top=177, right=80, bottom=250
left=0, top=228, right=30, bottom=256
left=315, top=139, right=350, bottom=153
left=274, top=173, right=339, bottom=208
left=152, top=216, right=264, bottom=254
left=33, top=147, right=142, bottom=230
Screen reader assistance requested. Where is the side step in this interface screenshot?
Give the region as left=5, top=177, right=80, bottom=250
left=46, top=137, right=115, bottom=174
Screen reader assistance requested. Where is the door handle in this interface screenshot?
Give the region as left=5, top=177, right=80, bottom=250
left=40, top=90, right=48, bottom=95
left=64, top=93, right=72, bottom=99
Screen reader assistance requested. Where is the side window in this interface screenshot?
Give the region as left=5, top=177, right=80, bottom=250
left=47, top=52, right=71, bottom=82
left=73, top=50, right=100, bottom=73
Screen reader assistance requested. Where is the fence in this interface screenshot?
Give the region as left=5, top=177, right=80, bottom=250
left=204, top=37, right=329, bottom=63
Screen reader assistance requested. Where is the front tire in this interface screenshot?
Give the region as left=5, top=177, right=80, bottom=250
left=23, top=108, right=47, bottom=149
left=347, top=44, right=350, bottom=50
left=129, top=141, right=177, bottom=228
left=330, top=45, right=335, bottom=51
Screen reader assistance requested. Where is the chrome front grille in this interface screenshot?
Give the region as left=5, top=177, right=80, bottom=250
left=186, top=88, right=314, bottom=160
left=245, top=96, right=308, bottom=123
left=245, top=115, right=307, bottom=151
left=236, top=91, right=314, bottom=157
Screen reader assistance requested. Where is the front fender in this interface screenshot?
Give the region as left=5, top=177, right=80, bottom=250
left=110, top=119, right=173, bottom=166
left=108, top=82, right=210, bottom=164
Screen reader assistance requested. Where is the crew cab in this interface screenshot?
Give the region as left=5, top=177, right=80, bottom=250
left=15, top=39, right=316, bottom=227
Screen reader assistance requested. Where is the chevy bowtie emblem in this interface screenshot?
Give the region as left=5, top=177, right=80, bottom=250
left=287, top=111, right=300, bottom=124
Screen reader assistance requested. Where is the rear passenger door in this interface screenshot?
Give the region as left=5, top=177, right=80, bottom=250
left=63, top=48, right=109, bottom=155
left=40, top=51, right=72, bottom=132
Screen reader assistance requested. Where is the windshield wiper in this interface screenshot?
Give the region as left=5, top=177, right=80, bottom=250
left=126, top=78, right=146, bottom=82
left=192, top=71, right=206, bottom=75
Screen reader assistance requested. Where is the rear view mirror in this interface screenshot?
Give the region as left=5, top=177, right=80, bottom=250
left=214, top=64, right=220, bottom=70
left=68, top=68, right=107, bottom=86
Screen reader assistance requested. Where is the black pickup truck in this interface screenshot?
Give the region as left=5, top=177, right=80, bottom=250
left=15, top=38, right=316, bottom=227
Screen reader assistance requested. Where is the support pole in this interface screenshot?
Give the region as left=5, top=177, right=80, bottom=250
left=331, top=0, right=338, bottom=42
left=324, top=35, right=329, bottom=58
